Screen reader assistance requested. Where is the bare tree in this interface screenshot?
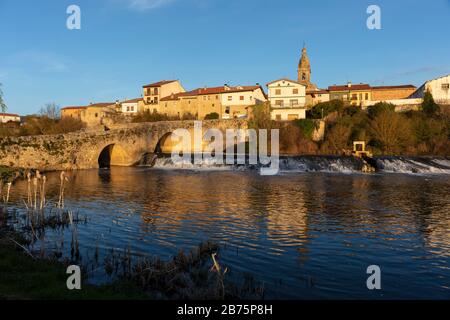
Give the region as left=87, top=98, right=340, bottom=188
left=39, top=102, right=60, bottom=119
left=0, top=83, right=7, bottom=113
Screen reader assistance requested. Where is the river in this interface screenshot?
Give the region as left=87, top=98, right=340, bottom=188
left=7, top=156, right=450, bottom=299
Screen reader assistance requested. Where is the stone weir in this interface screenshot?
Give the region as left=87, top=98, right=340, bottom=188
left=0, top=119, right=248, bottom=171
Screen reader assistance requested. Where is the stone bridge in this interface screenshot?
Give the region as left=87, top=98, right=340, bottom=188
left=0, top=120, right=248, bottom=171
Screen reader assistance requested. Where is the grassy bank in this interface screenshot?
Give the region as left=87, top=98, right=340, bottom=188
left=0, top=229, right=147, bottom=300
left=0, top=223, right=264, bottom=300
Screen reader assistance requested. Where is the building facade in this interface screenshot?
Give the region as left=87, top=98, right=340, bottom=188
left=0, top=113, right=21, bottom=123
left=61, top=107, right=86, bottom=120
left=410, top=74, right=450, bottom=104
left=267, top=78, right=307, bottom=120
left=371, top=85, right=416, bottom=101
left=328, top=83, right=372, bottom=105
left=120, top=98, right=142, bottom=115
left=160, top=85, right=267, bottom=120
left=141, top=80, right=186, bottom=113
left=306, top=89, right=330, bottom=107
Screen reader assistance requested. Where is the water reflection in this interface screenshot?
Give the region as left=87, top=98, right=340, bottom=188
left=8, top=167, right=450, bottom=299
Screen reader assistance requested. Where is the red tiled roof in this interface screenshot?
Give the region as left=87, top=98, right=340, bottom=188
left=0, top=113, right=20, bottom=117
left=121, top=98, right=142, bottom=103
left=88, top=102, right=115, bottom=108
left=61, top=106, right=87, bottom=110
left=307, top=89, right=329, bottom=95
left=328, top=84, right=371, bottom=91
left=190, top=85, right=262, bottom=96
left=371, top=85, right=416, bottom=90
left=143, top=80, right=177, bottom=88
left=160, top=92, right=188, bottom=101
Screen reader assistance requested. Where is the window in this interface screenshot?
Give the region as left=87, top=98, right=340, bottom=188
left=275, top=100, right=283, bottom=106
left=352, top=94, right=358, bottom=100
left=95, top=113, right=98, bottom=118
left=293, top=89, right=299, bottom=95
left=240, top=96, right=244, bottom=101
left=275, top=89, right=281, bottom=95
left=365, top=93, right=369, bottom=100
left=225, top=106, right=230, bottom=114
left=302, top=73, right=306, bottom=80
left=359, top=94, right=362, bottom=100
left=442, top=83, right=449, bottom=90
left=126, top=106, right=130, bottom=112
left=228, top=96, right=233, bottom=101
left=275, top=114, right=282, bottom=121
left=290, top=99, right=299, bottom=107
left=147, top=98, right=151, bottom=104
left=153, top=88, right=158, bottom=95
left=288, top=114, right=299, bottom=120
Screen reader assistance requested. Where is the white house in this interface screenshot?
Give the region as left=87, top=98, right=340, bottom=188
left=267, top=78, right=307, bottom=120
left=0, top=113, right=21, bottom=123
left=120, top=98, right=142, bottom=115
left=410, top=74, right=450, bottom=104
left=219, top=85, right=267, bottom=119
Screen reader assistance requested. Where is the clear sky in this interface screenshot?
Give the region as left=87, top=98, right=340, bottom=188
left=0, top=0, right=449, bottom=115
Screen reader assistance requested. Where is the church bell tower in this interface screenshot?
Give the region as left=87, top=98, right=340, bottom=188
left=298, top=45, right=311, bottom=86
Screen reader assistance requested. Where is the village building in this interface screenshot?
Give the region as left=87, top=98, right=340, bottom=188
left=161, top=84, right=267, bottom=120
left=306, top=89, right=330, bottom=107
left=328, top=83, right=372, bottom=105
left=141, top=80, right=186, bottom=113
left=267, top=78, right=307, bottom=120
left=61, top=106, right=87, bottom=120
left=371, top=85, right=416, bottom=101
left=410, top=74, right=450, bottom=104
left=119, top=98, right=142, bottom=115
left=0, top=112, right=21, bottom=123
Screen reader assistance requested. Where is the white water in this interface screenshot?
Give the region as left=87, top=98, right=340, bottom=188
left=149, top=156, right=450, bottom=175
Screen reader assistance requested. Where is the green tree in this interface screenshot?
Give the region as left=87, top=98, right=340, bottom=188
left=421, top=91, right=440, bottom=117
left=0, top=83, right=7, bottom=113
left=367, top=102, right=395, bottom=119
left=307, top=100, right=345, bottom=119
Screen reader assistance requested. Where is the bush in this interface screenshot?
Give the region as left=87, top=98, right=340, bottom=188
left=421, top=91, right=440, bottom=117
left=369, top=110, right=412, bottom=154
left=307, top=100, right=345, bottom=119
left=367, top=102, right=395, bottom=119
left=293, top=119, right=317, bottom=139
left=204, top=112, right=219, bottom=120
left=248, top=103, right=274, bottom=130
left=132, top=110, right=179, bottom=123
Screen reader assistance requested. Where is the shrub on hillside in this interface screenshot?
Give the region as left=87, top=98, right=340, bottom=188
left=367, top=102, right=395, bottom=119
left=292, top=119, right=317, bottom=139
left=307, top=100, right=345, bottom=119
left=204, top=112, right=219, bottom=120
left=421, top=91, right=440, bottom=117
left=369, top=110, right=412, bottom=154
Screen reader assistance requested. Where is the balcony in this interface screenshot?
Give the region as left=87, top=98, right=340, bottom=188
left=270, top=102, right=305, bottom=109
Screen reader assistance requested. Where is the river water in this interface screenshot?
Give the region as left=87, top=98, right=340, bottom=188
left=7, top=157, right=450, bottom=299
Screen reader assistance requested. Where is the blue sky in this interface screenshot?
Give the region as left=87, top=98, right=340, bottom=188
left=0, top=0, right=449, bottom=115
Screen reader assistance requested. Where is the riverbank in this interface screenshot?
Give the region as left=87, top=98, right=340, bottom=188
left=0, top=226, right=264, bottom=300
left=0, top=228, right=147, bottom=299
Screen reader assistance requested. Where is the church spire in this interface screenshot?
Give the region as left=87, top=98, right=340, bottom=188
left=297, top=44, right=317, bottom=91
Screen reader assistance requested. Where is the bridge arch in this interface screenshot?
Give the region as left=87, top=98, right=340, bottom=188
left=155, top=132, right=174, bottom=154
left=98, top=143, right=132, bottom=168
